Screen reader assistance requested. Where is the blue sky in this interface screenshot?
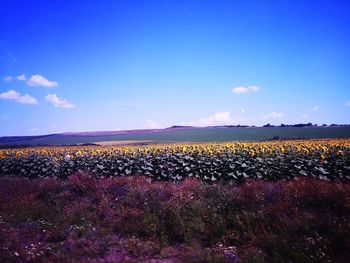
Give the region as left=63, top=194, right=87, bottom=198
left=0, top=0, right=349, bottom=136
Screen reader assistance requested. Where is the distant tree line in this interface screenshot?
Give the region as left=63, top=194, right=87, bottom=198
left=263, top=123, right=350, bottom=128
left=221, top=123, right=350, bottom=128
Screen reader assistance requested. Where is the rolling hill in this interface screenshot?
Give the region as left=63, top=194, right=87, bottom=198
left=1, top=126, right=350, bottom=147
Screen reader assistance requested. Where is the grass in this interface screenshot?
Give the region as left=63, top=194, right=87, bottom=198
left=0, top=172, right=349, bottom=262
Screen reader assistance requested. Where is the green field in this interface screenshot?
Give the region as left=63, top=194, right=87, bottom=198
left=1, top=126, right=350, bottom=146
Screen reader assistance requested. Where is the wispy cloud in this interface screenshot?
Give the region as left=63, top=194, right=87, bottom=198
left=27, top=74, right=58, bottom=88
left=308, top=106, right=319, bottom=112
left=345, top=101, right=350, bottom=107
left=181, top=110, right=247, bottom=126
left=45, top=94, right=75, bottom=108
left=302, top=106, right=320, bottom=119
left=232, top=86, right=249, bottom=94
left=232, top=85, right=260, bottom=94
left=262, top=111, right=284, bottom=120
left=4, top=74, right=27, bottom=82
left=16, top=74, right=26, bottom=81
left=4, top=76, right=13, bottom=82
left=141, top=118, right=160, bottom=129
left=248, top=85, right=260, bottom=92
left=0, top=90, right=38, bottom=104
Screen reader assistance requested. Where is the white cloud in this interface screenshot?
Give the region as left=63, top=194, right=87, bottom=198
left=4, top=74, right=27, bottom=82
left=141, top=118, right=160, bottom=129
left=29, top=128, right=39, bottom=132
left=345, top=101, right=350, bottom=107
left=181, top=110, right=247, bottom=127
left=16, top=74, right=26, bottom=81
left=45, top=94, right=75, bottom=108
left=248, top=85, right=260, bottom=92
left=198, top=112, right=233, bottom=126
left=232, top=86, right=249, bottom=94
left=232, top=85, right=260, bottom=94
left=309, top=106, right=319, bottom=112
left=0, top=90, right=38, bottom=104
left=4, top=74, right=57, bottom=87
left=27, top=74, right=58, bottom=88
left=262, top=111, right=284, bottom=120
left=4, top=76, right=13, bottom=82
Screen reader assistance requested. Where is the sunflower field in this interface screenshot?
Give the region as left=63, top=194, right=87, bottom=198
left=0, top=139, right=349, bottom=182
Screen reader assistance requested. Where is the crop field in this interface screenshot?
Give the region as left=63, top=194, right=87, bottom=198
left=1, top=126, right=350, bottom=146
left=1, top=139, right=349, bottom=181
left=1, top=139, right=350, bottom=262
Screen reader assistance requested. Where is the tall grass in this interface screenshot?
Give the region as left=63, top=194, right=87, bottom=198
left=0, top=173, right=349, bottom=262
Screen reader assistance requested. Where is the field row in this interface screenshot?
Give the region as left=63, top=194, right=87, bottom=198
left=0, top=139, right=349, bottom=181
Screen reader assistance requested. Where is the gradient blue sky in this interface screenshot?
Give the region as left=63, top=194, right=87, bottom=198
left=1, top=0, right=349, bottom=136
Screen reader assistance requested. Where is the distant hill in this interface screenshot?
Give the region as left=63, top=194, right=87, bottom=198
left=0, top=134, right=63, bottom=144
left=1, top=125, right=350, bottom=147
left=63, top=126, right=198, bottom=136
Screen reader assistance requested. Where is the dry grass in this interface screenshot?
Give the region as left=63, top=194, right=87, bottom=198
left=0, top=173, right=349, bottom=262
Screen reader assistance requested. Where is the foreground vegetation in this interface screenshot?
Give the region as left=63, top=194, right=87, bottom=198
left=1, top=139, right=349, bottom=182
left=1, top=140, right=349, bottom=262
left=0, top=174, right=349, bottom=262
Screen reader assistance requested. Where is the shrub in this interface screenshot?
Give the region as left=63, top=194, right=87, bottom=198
left=0, top=175, right=349, bottom=262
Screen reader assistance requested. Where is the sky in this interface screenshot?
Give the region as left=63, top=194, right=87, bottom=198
left=0, top=0, right=350, bottom=136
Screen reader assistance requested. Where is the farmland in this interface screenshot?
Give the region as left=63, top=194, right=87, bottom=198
left=1, top=126, right=350, bottom=146
left=1, top=139, right=349, bottom=182
left=1, top=139, right=349, bottom=262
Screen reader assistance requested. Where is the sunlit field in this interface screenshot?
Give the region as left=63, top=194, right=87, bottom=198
left=1, top=139, right=349, bottom=262
left=1, top=139, right=349, bottom=182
